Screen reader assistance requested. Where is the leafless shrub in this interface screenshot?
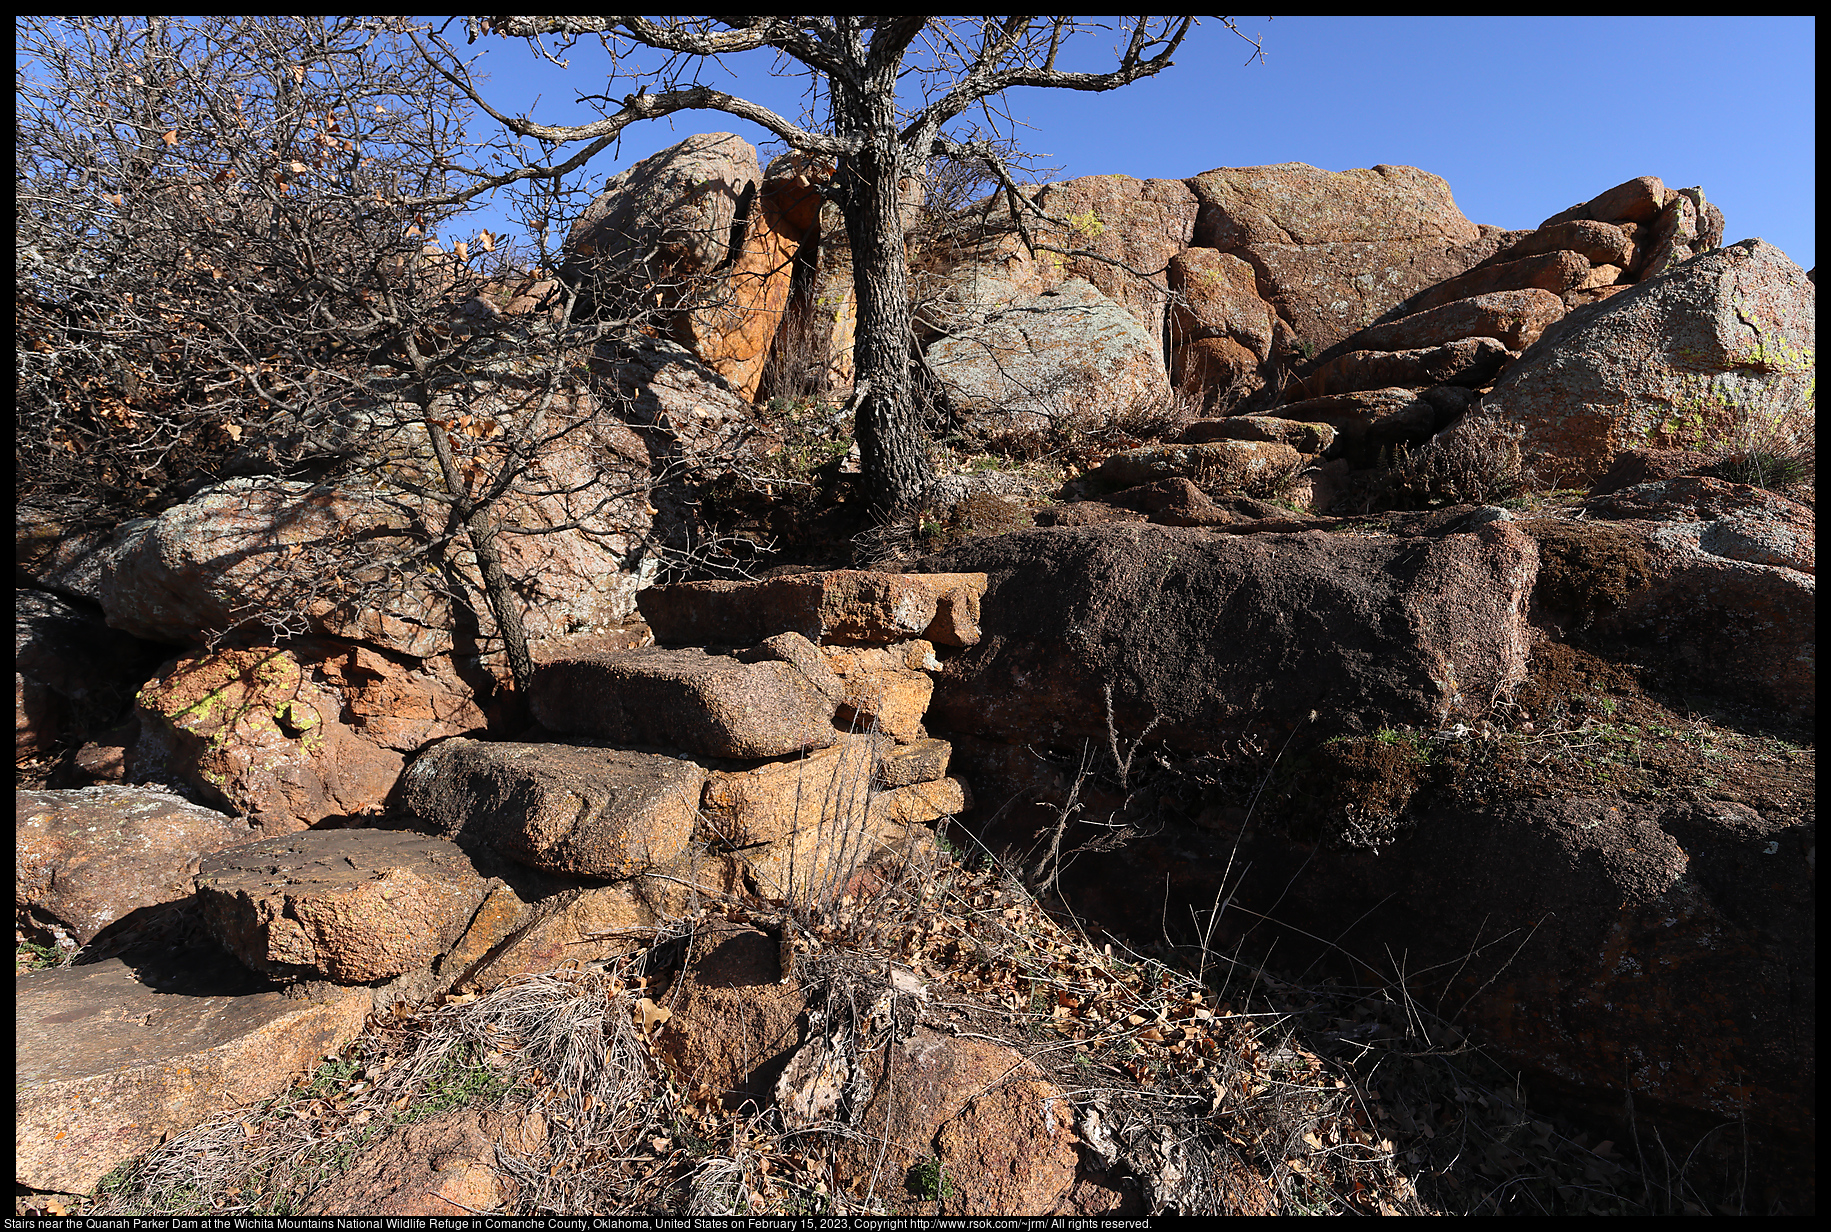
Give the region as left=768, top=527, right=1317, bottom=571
left=1380, top=411, right=1538, bottom=509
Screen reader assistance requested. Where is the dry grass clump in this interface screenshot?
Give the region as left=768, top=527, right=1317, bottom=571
left=1374, top=410, right=1538, bottom=510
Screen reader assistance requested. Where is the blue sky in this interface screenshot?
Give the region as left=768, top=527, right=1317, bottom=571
left=441, top=16, right=1815, bottom=272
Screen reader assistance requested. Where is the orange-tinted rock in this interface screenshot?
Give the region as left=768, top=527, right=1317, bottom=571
left=655, top=923, right=809, bottom=1112
left=16, top=958, right=369, bottom=1193
left=134, top=646, right=404, bottom=832
left=1167, top=247, right=1274, bottom=359
left=1315, top=288, right=1566, bottom=367
left=194, top=830, right=491, bottom=983
left=528, top=647, right=841, bottom=759
left=1031, top=174, right=1198, bottom=340
left=1171, top=335, right=1265, bottom=405
left=1186, top=162, right=1491, bottom=355
left=1541, top=174, right=1667, bottom=227
left=834, top=1026, right=1079, bottom=1215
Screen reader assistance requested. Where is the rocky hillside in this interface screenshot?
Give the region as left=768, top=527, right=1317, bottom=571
left=16, top=137, right=1814, bottom=1216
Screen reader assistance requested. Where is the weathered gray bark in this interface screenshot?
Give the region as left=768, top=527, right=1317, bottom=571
left=828, top=47, right=933, bottom=516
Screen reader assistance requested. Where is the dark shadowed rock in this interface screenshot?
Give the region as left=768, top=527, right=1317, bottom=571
left=920, top=522, right=1538, bottom=752
left=1260, top=388, right=1446, bottom=461
left=638, top=570, right=988, bottom=649
left=16, top=591, right=166, bottom=761
left=16, top=958, right=368, bottom=1193
left=1210, top=794, right=1809, bottom=1202
left=193, top=829, right=493, bottom=983
left=529, top=648, right=841, bottom=759
left=1587, top=447, right=1715, bottom=496
left=396, top=737, right=705, bottom=876
left=17, top=786, right=252, bottom=947
left=1090, top=440, right=1305, bottom=490
left=1182, top=416, right=1337, bottom=455
left=1297, top=336, right=1515, bottom=400
left=1309, top=289, right=1566, bottom=372
left=1518, top=500, right=1813, bottom=717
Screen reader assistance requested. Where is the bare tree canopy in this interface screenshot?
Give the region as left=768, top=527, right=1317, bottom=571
left=413, top=17, right=1265, bottom=514
left=15, top=16, right=716, bottom=695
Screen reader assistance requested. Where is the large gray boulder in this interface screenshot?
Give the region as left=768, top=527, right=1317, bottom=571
left=1483, top=239, right=1814, bottom=486
left=96, top=405, right=659, bottom=655
left=561, top=132, right=762, bottom=319
left=926, top=279, right=1170, bottom=439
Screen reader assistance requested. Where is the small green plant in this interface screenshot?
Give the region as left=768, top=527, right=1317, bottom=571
left=394, top=1042, right=510, bottom=1122
left=910, top=1155, right=955, bottom=1203
left=16, top=938, right=64, bottom=971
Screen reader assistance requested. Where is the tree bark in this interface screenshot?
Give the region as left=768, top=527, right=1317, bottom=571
left=830, top=57, right=933, bottom=517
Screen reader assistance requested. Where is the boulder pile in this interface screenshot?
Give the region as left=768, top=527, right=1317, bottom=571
left=15, top=140, right=1815, bottom=1213
left=17, top=570, right=976, bottom=1196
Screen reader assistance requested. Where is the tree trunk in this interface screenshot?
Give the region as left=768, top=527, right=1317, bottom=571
left=465, top=504, right=536, bottom=698
left=420, top=403, right=536, bottom=698
left=832, top=76, right=933, bottom=517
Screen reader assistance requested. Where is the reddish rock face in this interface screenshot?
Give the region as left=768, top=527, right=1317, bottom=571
left=17, top=785, right=252, bottom=947
left=1168, top=247, right=1275, bottom=360
left=134, top=646, right=405, bottom=833
left=1311, top=288, right=1566, bottom=369
left=921, top=522, right=1539, bottom=752
left=1486, top=240, right=1814, bottom=487
left=1185, top=162, right=1491, bottom=356
left=1298, top=336, right=1514, bottom=400
left=1031, top=175, right=1199, bottom=342
left=194, top=829, right=493, bottom=983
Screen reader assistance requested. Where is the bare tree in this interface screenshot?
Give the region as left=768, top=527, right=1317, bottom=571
left=17, top=17, right=726, bottom=697
left=413, top=17, right=1265, bottom=516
